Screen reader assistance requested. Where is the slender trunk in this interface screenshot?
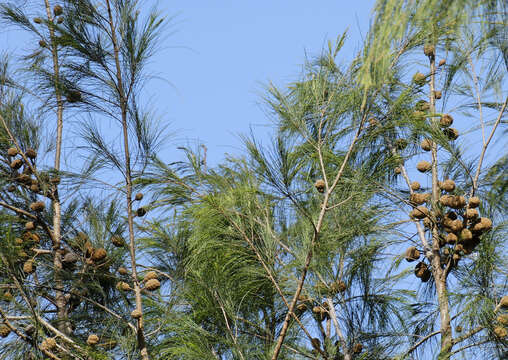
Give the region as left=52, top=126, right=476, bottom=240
left=44, top=0, right=70, bottom=336
left=104, top=1, right=149, bottom=358
left=428, top=45, right=452, bottom=358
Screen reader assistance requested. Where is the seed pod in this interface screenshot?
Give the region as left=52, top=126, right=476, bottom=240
left=336, top=280, right=347, bottom=292
left=416, top=161, right=431, bottom=173
left=394, top=138, right=408, bottom=150
left=87, top=334, right=99, bottom=346
left=368, top=117, right=379, bottom=127
left=441, top=179, right=455, bottom=192
left=438, top=59, right=446, bottom=66
left=131, top=309, right=142, bottom=319
left=420, top=139, right=433, bottom=151
left=25, top=148, right=37, bottom=159
left=434, top=90, right=442, bottom=99
left=405, top=246, right=420, bottom=262
left=414, top=262, right=430, bottom=280
left=494, top=326, right=507, bottom=338
left=10, top=159, right=23, bottom=169
left=413, top=72, right=426, bottom=85
left=136, top=207, right=147, bottom=217
left=91, top=248, right=107, bottom=262
left=501, top=296, right=508, bottom=309
left=45, top=337, right=57, bottom=350
left=394, top=166, right=401, bottom=175
left=134, top=192, right=143, bottom=201
left=116, top=281, right=131, bottom=291
left=62, top=252, right=78, bottom=264
left=15, top=237, right=23, bottom=245
left=411, top=193, right=431, bottom=205
left=0, top=325, right=10, bottom=338
left=17, top=174, right=31, bottom=184
left=415, top=100, right=430, bottom=111
left=460, top=229, right=473, bottom=242
left=410, top=206, right=429, bottom=219
left=446, top=233, right=458, bottom=244
left=314, top=179, right=325, bottom=193
left=441, top=195, right=465, bottom=209
left=423, top=44, right=435, bottom=57
left=144, top=271, right=158, bottom=282
left=440, top=114, right=453, bottom=127
left=145, top=278, right=161, bottom=291
left=498, top=314, right=508, bottom=326
left=23, top=260, right=35, bottom=274
left=423, top=217, right=432, bottom=228
left=30, top=183, right=40, bottom=192
left=7, top=147, right=17, bottom=156
left=25, top=222, right=36, bottom=231
left=450, top=219, right=464, bottom=233
left=7, top=185, right=16, bottom=192
left=454, top=196, right=466, bottom=209
left=118, top=267, right=129, bottom=275
left=33, top=18, right=42, bottom=24
left=468, top=196, right=480, bottom=208
left=353, top=343, right=363, bottom=354
left=472, top=217, right=492, bottom=232
left=443, top=127, right=459, bottom=140
left=84, top=241, right=94, bottom=257
left=66, top=90, right=82, bottom=103
left=29, top=201, right=45, bottom=212
left=465, top=208, right=478, bottom=219
left=39, top=40, right=47, bottom=48
left=53, top=5, right=63, bottom=16
left=57, top=16, right=64, bottom=24
left=410, top=181, right=421, bottom=191
left=111, top=235, right=125, bottom=247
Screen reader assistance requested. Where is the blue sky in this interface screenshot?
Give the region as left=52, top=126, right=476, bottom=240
left=146, top=1, right=376, bottom=164
left=0, top=1, right=376, bottom=165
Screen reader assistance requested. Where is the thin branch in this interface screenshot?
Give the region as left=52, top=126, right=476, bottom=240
left=470, top=96, right=507, bottom=195
left=403, top=330, right=441, bottom=356
left=450, top=338, right=490, bottom=356
left=326, top=297, right=351, bottom=360
left=452, top=326, right=484, bottom=345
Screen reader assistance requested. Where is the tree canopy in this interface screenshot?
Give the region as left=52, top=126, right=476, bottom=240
left=0, top=0, right=506, bottom=359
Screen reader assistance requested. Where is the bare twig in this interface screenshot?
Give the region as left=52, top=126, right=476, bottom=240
left=326, top=297, right=351, bottom=360
left=470, top=96, right=507, bottom=196
left=403, top=330, right=441, bottom=356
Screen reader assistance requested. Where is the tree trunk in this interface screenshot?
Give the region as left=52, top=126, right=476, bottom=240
left=428, top=44, right=452, bottom=359
left=104, top=1, right=149, bottom=358
left=44, top=0, right=71, bottom=336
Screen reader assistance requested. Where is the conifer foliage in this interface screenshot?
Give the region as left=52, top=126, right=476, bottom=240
left=0, top=0, right=506, bottom=359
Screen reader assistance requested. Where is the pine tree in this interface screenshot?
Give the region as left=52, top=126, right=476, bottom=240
left=0, top=0, right=166, bottom=359
left=142, top=36, right=414, bottom=359
left=360, top=0, right=507, bottom=358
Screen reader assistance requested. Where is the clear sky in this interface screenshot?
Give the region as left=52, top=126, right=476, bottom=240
left=0, top=1, right=376, bottom=164
left=148, top=1, right=376, bottom=164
